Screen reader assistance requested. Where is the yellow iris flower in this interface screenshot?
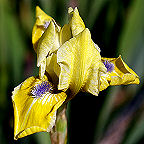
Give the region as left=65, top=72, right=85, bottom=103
left=12, top=6, right=139, bottom=140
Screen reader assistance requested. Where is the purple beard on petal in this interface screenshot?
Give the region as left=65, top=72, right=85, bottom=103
left=31, top=81, right=52, bottom=98
left=103, top=60, right=114, bottom=72
left=44, top=21, right=50, bottom=29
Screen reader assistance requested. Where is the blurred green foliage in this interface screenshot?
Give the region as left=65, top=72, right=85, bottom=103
left=0, top=0, right=144, bottom=144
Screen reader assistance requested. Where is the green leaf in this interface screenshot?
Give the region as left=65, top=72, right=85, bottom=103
left=123, top=115, right=144, bottom=144
left=34, top=132, right=51, bottom=144
left=118, top=0, right=144, bottom=82
left=87, top=0, right=108, bottom=28
left=0, top=0, right=8, bottom=108
left=1, top=0, right=26, bottom=83
left=93, top=87, right=119, bottom=142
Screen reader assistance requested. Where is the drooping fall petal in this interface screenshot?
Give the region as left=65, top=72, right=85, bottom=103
left=100, top=56, right=140, bottom=91
left=12, top=75, right=67, bottom=140
left=57, top=28, right=106, bottom=96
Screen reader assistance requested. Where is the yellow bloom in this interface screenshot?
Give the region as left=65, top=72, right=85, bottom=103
left=32, top=6, right=139, bottom=96
left=12, top=6, right=140, bottom=140
left=12, top=75, right=67, bottom=140
left=33, top=7, right=105, bottom=96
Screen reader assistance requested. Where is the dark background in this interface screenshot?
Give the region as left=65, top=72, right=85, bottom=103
left=0, top=0, right=144, bottom=143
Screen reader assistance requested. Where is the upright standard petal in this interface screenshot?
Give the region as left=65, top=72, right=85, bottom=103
left=37, top=21, right=60, bottom=67
left=12, top=75, right=67, bottom=140
left=32, top=7, right=61, bottom=79
left=60, top=24, right=72, bottom=45
left=59, top=7, right=85, bottom=46
left=68, top=7, right=85, bottom=36
left=100, top=56, right=140, bottom=91
left=32, top=6, right=60, bottom=52
left=37, top=24, right=60, bottom=79
left=57, top=28, right=106, bottom=96
left=39, top=58, right=46, bottom=79
left=46, top=53, right=60, bottom=85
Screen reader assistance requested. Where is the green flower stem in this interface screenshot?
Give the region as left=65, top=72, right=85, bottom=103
left=50, top=105, right=67, bottom=144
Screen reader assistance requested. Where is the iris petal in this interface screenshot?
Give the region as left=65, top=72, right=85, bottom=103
left=32, top=6, right=60, bottom=52
left=60, top=24, right=72, bottom=45
left=100, top=56, right=140, bottom=91
left=69, top=7, right=85, bottom=36
left=12, top=75, right=67, bottom=140
left=57, top=28, right=106, bottom=96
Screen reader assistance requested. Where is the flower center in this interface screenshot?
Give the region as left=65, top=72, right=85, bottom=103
left=103, top=60, right=114, bottom=72
left=31, top=81, right=52, bottom=98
